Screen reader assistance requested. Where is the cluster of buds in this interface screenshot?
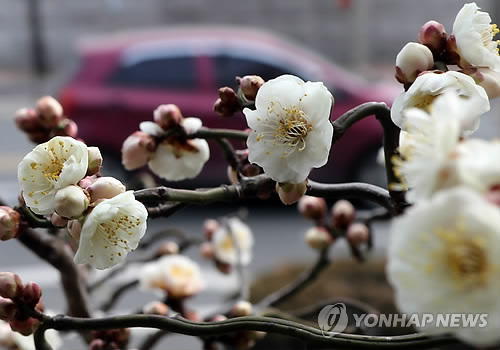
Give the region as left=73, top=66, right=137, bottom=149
left=121, top=104, right=184, bottom=170
left=0, top=207, right=21, bottom=241
left=200, top=217, right=254, bottom=275
left=395, top=4, right=500, bottom=98
left=226, top=149, right=263, bottom=185
left=15, top=96, right=78, bottom=144
left=0, top=272, right=42, bottom=336
left=214, top=75, right=265, bottom=118
left=90, top=328, right=130, bottom=350
left=298, top=197, right=370, bottom=254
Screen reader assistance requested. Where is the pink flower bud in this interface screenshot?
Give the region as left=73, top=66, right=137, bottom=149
left=237, top=75, right=265, bottom=101
left=203, top=219, right=220, bottom=240
left=153, top=104, right=183, bottom=130
left=276, top=181, right=307, bottom=205
left=67, top=219, right=82, bottom=241
left=0, top=298, right=17, bottom=321
left=462, top=67, right=500, bottom=99
left=9, top=317, right=39, bottom=336
left=142, top=301, right=169, bottom=316
left=0, top=273, right=23, bottom=300
left=346, top=223, right=370, bottom=246
left=331, top=200, right=355, bottom=229
left=89, top=339, right=106, bottom=350
left=15, top=108, right=40, bottom=132
left=54, top=185, right=89, bottom=219
left=155, top=241, right=180, bottom=257
left=305, top=227, right=332, bottom=250
left=395, top=42, right=434, bottom=84
left=231, top=300, right=253, bottom=317
left=78, top=175, right=98, bottom=190
left=50, top=213, right=68, bottom=227
left=121, top=131, right=156, bottom=170
left=213, top=87, right=240, bottom=118
left=36, top=96, right=63, bottom=129
left=211, top=314, right=227, bottom=322
left=200, top=242, right=215, bottom=259
left=22, top=282, right=42, bottom=307
left=61, top=119, right=78, bottom=138
left=418, top=20, right=447, bottom=53
left=297, top=196, right=327, bottom=221
left=486, top=184, right=500, bottom=207
left=87, top=177, right=125, bottom=203
left=87, top=147, right=103, bottom=176
left=0, top=207, right=21, bottom=241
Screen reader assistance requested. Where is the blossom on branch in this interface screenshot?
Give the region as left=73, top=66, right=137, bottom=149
left=18, top=136, right=89, bottom=215
left=244, top=75, right=334, bottom=184
left=452, top=2, right=500, bottom=70
left=387, top=187, right=500, bottom=346
left=139, top=255, right=204, bottom=299
left=391, top=71, right=489, bottom=135
left=212, top=217, right=254, bottom=266
left=74, top=191, right=148, bottom=270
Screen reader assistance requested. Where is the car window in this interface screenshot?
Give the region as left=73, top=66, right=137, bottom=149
left=215, top=55, right=302, bottom=88
left=108, top=56, right=196, bottom=89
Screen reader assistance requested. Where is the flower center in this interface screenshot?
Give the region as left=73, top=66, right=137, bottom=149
left=481, top=23, right=500, bottom=54
left=412, top=94, right=438, bottom=112
left=96, top=213, right=142, bottom=262
left=170, top=265, right=194, bottom=279
left=274, top=113, right=311, bottom=149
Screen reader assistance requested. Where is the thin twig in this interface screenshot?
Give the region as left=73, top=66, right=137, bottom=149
left=99, top=280, right=139, bottom=312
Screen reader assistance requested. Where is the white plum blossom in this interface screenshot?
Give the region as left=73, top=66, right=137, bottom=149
left=74, top=191, right=148, bottom=270
left=391, top=71, right=489, bottom=135
left=139, top=255, right=204, bottom=299
left=212, top=217, right=254, bottom=266
left=452, top=2, right=500, bottom=70
left=244, top=75, right=334, bottom=183
left=387, top=188, right=500, bottom=346
left=148, top=138, right=210, bottom=181
left=18, top=136, right=88, bottom=215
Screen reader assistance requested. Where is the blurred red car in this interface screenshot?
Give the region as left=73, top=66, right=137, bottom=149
left=59, top=26, right=398, bottom=186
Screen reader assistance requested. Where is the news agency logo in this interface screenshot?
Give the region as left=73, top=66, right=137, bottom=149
left=318, top=303, right=489, bottom=338
left=317, top=303, right=349, bottom=338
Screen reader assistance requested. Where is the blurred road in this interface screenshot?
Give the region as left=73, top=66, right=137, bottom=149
left=0, top=75, right=499, bottom=348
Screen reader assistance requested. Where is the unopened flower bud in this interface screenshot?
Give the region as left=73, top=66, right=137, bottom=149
left=297, top=196, right=327, bottom=221
left=15, top=108, right=40, bottom=132
left=211, top=314, right=227, bottom=322
left=203, top=219, right=220, bottom=240
left=155, top=241, right=180, bottom=256
left=78, top=175, right=98, bottom=190
left=36, top=96, right=63, bottom=129
left=142, top=301, right=169, bottom=316
left=67, top=219, right=82, bottom=241
left=395, top=42, right=434, bottom=84
left=22, top=282, right=42, bottom=307
left=60, top=119, right=78, bottom=138
left=346, top=223, right=370, bottom=246
left=276, top=181, right=307, bottom=205
left=331, top=200, right=355, bottom=229
left=87, top=147, right=103, bottom=176
left=153, top=104, right=183, bottom=130
left=237, top=75, right=265, bottom=101
left=87, top=177, right=125, bottom=203
left=121, top=131, right=156, bottom=170
left=486, top=184, right=500, bottom=207
left=0, top=207, right=21, bottom=241
left=418, top=20, right=447, bottom=53
left=54, top=185, right=89, bottom=219
left=0, top=273, right=23, bottom=300
left=305, top=227, right=332, bottom=250
left=0, top=298, right=17, bottom=321
left=200, top=242, right=215, bottom=259
left=50, top=213, right=68, bottom=227
left=462, top=67, right=500, bottom=99
left=89, top=339, right=106, bottom=350
left=214, top=87, right=240, bottom=118
left=231, top=300, right=253, bottom=317
left=9, top=318, right=39, bottom=336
